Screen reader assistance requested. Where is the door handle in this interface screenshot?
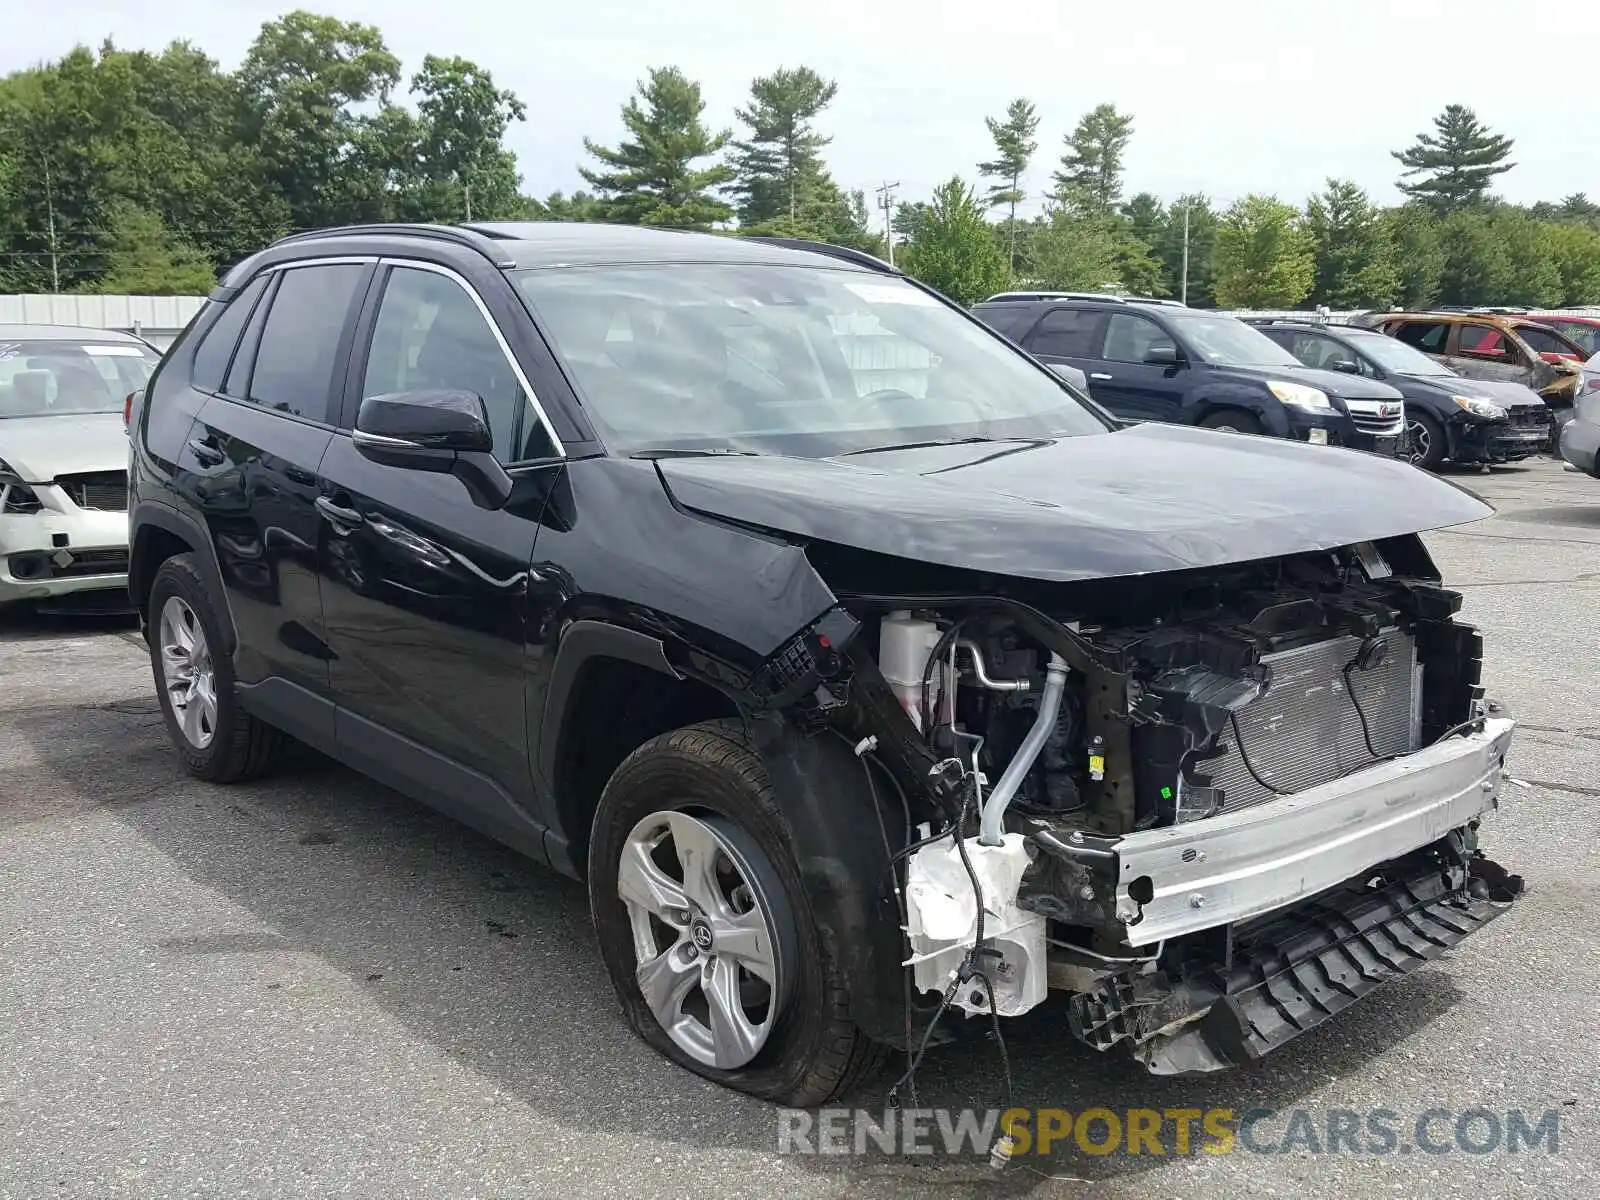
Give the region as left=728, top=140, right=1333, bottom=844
left=315, top=495, right=364, bottom=526
left=1089, top=372, right=1114, bottom=381
left=186, top=436, right=224, bottom=467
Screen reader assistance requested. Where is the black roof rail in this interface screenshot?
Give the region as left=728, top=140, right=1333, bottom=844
left=271, top=223, right=518, bottom=268
left=742, top=236, right=898, bottom=274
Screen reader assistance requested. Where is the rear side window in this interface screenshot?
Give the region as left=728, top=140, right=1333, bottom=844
left=189, top=276, right=268, bottom=393
left=1516, top=325, right=1574, bottom=357
left=1028, top=308, right=1100, bottom=358
left=1391, top=321, right=1449, bottom=353
left=245, top=263, right=365, bottom=424
left=970, top=304, right=1034, bottom=342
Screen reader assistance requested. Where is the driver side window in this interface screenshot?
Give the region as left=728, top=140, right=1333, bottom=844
left=1100, top=313, right=1172, bottom=364
left=362, top=266, right=556, bottom=461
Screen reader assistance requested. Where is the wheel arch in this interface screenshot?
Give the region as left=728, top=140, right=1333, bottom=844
left=536, top=620, right=740, bottom=876
left=129, top=503, right=236, bottom=654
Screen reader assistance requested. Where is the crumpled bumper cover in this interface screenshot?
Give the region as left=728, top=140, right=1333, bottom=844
left=1110, top=717, right=1516, bottom=944
left=1067, top=845, right=1522, bottom=1073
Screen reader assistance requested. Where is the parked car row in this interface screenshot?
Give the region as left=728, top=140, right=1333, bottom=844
left=970, top=292, right=1579, bottom=470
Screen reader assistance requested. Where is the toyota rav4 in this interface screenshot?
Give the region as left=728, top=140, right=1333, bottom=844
left=127, top=223, right=1523, bottom=1108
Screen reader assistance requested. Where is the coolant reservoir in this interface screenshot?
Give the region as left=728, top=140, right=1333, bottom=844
left=879, top=611, right=951, bottom=731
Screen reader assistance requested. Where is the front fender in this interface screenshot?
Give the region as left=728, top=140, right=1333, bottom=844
left=746, top=716, right=923, bottom=1046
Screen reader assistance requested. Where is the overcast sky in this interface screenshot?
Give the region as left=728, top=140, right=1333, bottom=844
left=9, top=0, right=1599, bottom=219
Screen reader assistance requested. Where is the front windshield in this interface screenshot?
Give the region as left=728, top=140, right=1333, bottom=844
left=513, top=263, right=1109, bottom=456
left=0, top=339, right=160, bottom=417
left=1169, top=314, right=1303, bottom=367
left=1346, top=331, right=1455, bottom=377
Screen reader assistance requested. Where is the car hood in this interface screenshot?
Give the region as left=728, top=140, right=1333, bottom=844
left=0, top=414, right=127, bottom=482
left=1280, top=365, right=1405, bottom=402
left=1402, top=375, right=1548, bottom=410
left=657, top=423, right=1492, bottom=583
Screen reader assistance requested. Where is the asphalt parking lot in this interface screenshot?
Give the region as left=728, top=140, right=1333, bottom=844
left=3, top=457, right=1597, bottom=1200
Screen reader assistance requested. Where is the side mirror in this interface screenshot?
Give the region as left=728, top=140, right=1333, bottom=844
left=1144, top=344, right=1181, bottom=366
left=1329, top=358, right=1361, bottom=374
left=1047, top=361, right=1089, bottom=390
left=352, top=389, right=514, bottom=511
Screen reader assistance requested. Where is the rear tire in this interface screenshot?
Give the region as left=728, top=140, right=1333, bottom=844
left=588, top=720, right=885, bottom=1106
left=1198, top=409, right=1264, bottom=435
left=147, top=554, right=284, bottom=783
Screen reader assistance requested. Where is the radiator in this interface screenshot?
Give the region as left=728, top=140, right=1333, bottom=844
left=1198, top=629, right=1421, bottom=815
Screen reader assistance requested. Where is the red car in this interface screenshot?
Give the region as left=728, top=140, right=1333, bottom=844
left=1527, top=314, right=1600, bottom=358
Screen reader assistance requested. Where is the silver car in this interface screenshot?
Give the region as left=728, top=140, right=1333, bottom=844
left=0, top=325, right=162, bottom=609
left=1560, top=350, right=1600, bottom=477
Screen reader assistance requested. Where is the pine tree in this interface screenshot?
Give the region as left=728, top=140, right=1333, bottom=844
left=579, top=66, right=733, bottom=229
left=1304, top=179, right=1399, bottom=308
left=729, top=66, right=837, bottom=227
left=977, top=98, right=1040, bottom=272
left=1051, top=103, right=1133, bottom=216
left=903, top=177, right=1010, bottom=305
left=1393, top=104, right=1515, bottom=215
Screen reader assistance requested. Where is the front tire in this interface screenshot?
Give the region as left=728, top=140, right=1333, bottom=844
left=1407, top=411, right=1447, bottom=471
left=1198, top=409, right=1264, bottom=435
left=588, top=721, right=885, bottom=1105
left=147, top=554, right=284, bottom=782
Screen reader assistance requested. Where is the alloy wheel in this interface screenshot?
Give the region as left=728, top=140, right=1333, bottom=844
left=1407, top=419, right=1431, bottom=465
left=158, top=595, right=218, bottom=750
left=617, top=810, right=793, bottom=1070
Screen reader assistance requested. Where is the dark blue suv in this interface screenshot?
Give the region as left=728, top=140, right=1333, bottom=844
left=972, top=297, right=1408, bottom=456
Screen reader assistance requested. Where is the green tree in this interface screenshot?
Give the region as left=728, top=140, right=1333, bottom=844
left=1051, top=103, right=1134, bottom=216
left=902, top=176, right=1010, bottom=304
left=1156, top=195, right=1219, bottom=306
left=1304, top=179, right=1398, bottom=308
left=1435, top=208, right=1509, bottom=305
left=1493, top=208, right=1563, bottom=307
left=1380, top=204, right=1443, bottom=309
left=237, top=11, right=402, bottom=228
left=1393, top=104, right=1515, bottom=215
left=1026, top=210, right=1122, bottom=292
left=404, top=55, right=526, bottom=222
left=527, top=189, right=606, bottom=221
left=729, top=66, right=837, bottom=226
left=1121, top=192, right=1165, bottom=249
left=892, top=200, right=931, bottom=244
left=1558, top=193, right=1599, bottom=223
left=977, top=98, right=1040, bottom=272
left=94, top=205, right=216, bottom=294
left=1212, top=195, right=1315, bottom=308
left=580, top=66, right=733, bottom=229
left=1547, top=220, right=1600, bottom=305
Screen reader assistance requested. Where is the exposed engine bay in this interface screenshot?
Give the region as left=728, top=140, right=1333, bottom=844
left=767, top=531, right=1525, bottom=1075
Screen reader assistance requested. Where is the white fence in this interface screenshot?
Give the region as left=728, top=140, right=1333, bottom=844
left=0, top=294, right=207, bottom=349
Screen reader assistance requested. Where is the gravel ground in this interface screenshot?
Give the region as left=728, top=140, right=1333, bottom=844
left=2, top=458, right=1597, bottom=1200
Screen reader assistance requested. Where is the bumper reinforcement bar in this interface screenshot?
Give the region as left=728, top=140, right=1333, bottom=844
left=1067, top=847, right=1519, bottom=1074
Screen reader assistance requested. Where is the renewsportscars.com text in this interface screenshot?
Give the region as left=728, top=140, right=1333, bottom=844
left=777, top=1106, right=1562, bottom=1158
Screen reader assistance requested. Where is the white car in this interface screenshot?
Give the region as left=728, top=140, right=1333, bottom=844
left=0, top=325, right=162, bottom=611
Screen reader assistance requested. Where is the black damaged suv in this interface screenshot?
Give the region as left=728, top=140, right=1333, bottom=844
left=128, top=223, right=1521, bottom=1107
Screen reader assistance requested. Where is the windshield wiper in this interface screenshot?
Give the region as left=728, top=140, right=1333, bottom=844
left=839, top=435, right=1049, bottom=457
left=629, top=447, right=763, bottom=460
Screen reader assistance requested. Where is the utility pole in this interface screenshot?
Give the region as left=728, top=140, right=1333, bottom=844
left=875, top=181, right=899, bottom=268
left=42, top=152, right=60, bottom=294
left=1180, top=202, right=1190, bottom=307
left=464, top=183, right=473, bottom=222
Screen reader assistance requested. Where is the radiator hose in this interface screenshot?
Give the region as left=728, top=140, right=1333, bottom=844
left=978, top=653, right=1069, bottom=846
